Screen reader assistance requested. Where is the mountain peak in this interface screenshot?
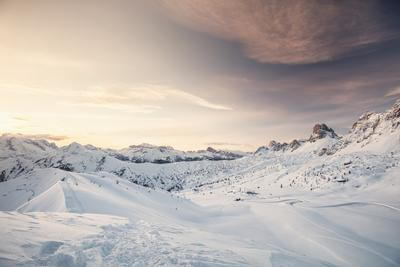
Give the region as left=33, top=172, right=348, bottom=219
left=268, top=140, right=288, bottom=151
left=385, top=99, right=400, bottom=120
left=309, top=123, right=338, bottom=142
left=206, top=147, right=218, bottom=153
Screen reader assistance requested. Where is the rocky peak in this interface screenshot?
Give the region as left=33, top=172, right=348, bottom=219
left=309, top=123, right=338, bottom=142
left=344, top=99, right=400, bottom=149
left=0, top=133, right=58, bottom=155
left=289, top=139, right=301, bottom=151
left=385, top=99, right=400, bottom=120
left=206, top=147, right=218, bottom=153
left=62, top=142, right=86, bottom=154
left=268, top=140, right=288, bottom=151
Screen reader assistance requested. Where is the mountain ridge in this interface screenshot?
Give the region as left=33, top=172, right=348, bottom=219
left=0, top=99, right=399, bottom=191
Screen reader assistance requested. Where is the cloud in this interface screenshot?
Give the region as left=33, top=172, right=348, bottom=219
left=12, top=116, right=29, bottom=121
left=385, top=86, right=400, bottom=97
left=205, top=142, right=248, bottom=147
left=157, top=0, right=400, bottom=64
left=73, top=102, right=162, bottom=114
left=1, top=83, right=231, bottom=112
left=167, top=89, right=232, bottom=110
left=3, top=133, right=69, bottom=141
left=80, top=85, right=232, bottom=111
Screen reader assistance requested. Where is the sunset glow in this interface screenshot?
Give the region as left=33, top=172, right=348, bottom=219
left=1, top=0, right=399, bottom=150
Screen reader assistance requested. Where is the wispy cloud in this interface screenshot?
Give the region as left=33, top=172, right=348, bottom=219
left=158, top=0, right=400, bottom=64
left=12, top=116, right=30, bottom=121
left=3, top=133, right=69, bottom=141
left=385, top=86, right=400, bottom=97
left=205, top=142, right=250, bottom=147
left=167, top=89, right=232, bottom=111
left=204, top=142, right=256, bottom=151
left=73, top=102, right=162, bottom=114
left=80, top=85, right=232, bottom=111
left=0, top=83, right=232, bottom=112
left=3, top=50, right=88, bottom=70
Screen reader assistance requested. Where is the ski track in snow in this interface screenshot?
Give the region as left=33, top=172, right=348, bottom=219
left=314, top=201, right=400, bottom=212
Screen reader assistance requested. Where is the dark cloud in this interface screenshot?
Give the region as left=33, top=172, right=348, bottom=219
left=157, top=0, right=400, bottom=64
left=202, top=39, right=400, bottom=139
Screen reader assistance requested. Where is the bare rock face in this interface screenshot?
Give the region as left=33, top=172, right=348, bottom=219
left=268, top=140, right=288, bottom=151
left=289, top=139, right=301, bottom=151
left=344, top=99, right=400, bottom=147
left=254, top=146, right=268, bottom=154
left=206, top=147, right=218, bottom=153
left=309, top=123, right=338, bottom=142
left=385, top=99, right=400, bottom=120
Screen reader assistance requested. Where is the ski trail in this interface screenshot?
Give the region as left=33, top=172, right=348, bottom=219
left=315, top=201, right=400, bottom=212
left=290, top=206, right=400, bottom=266
left=62, top=173, right=85, bottom=213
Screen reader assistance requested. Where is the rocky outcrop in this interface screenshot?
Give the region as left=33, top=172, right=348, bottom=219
left=268, top=140, right=288, bottom=152
left=385, top=99, right=400, bottom=120
left=343, top=99, right=400, bottom=148
left=289, top=139, right=301, bottom=151
left=255, top=124, right=338, bottom=154
left=309, top=123, right=338, bottom=142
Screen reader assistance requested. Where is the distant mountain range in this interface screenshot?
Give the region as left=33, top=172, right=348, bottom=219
left=0, top=99, right=399, bottom=191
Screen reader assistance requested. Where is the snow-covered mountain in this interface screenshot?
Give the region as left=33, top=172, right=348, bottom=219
left=0, top=100, right=399, bottom=266
left=110, top=143, right=246, bottom=163
left=342, top=99, right=400, bottom=152
left=255, top=100, right=400, bottom=156
left=0, top=136, right=245, bottom=190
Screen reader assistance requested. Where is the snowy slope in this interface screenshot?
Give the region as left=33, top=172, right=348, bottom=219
left=0, top=99, right=399, bottom=266
left=340, top=99, right=400, bottom=153
left=0, top=167, right=399, bottom=266
left=0, top=135, right=245, bottom=190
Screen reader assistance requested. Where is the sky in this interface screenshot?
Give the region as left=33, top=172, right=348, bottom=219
left=1, top=0, right=400, bottom=151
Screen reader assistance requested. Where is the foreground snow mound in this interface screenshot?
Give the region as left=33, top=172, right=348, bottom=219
left=2, top=169, right=205, bottom=223
left=0, top=212, right=259, bottom=267
left=0, top=212, right=128, bottom=266
left=2, top=168, right=399, bottom=266
left=2, top=212, right=335, bottom=267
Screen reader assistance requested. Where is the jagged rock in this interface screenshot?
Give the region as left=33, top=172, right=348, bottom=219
left=206, top=147, right=218, bottom=153
left=268, top=141, right=288, bottom=151
left=0, top=170, right=6, bottom=182
left=254, top=146, right=268, bottom=154
left=289, top=139, right=301, bottom=151
left=318, top=148, right=328, bottom=156
left=309, top=123, right=338, bottom=142
left=344, top=99, right=400, bottom=149
left=385, top=99, right=400, bottom=120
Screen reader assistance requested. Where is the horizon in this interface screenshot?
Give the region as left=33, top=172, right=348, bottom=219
left=1, top=0, right=400, bottom=151
left=2, top=97, right=399, bottom=152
